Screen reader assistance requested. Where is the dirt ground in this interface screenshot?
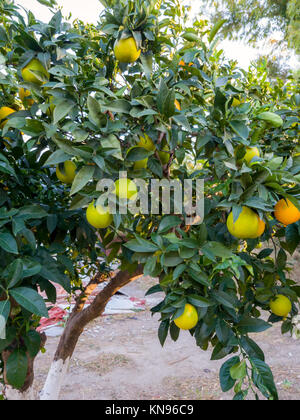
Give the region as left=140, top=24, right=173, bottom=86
left=32, top=264, right=300, bottom=401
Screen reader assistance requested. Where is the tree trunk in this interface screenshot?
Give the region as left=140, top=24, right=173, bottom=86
left=2, top=332, right=46, bottom=400
left=40, top=265, right=143, bottom=400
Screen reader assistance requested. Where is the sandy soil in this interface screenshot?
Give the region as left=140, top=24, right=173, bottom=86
left=32, top=272, right=300, bottom=401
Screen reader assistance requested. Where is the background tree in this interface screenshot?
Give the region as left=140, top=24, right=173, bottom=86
left=194, top=0, right=300, bottom=55
left=0, top=0, right=299, bottom=400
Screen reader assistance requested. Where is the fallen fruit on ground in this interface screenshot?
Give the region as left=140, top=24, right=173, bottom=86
left=86, top=202, right=113, bottom=229
left=274, top=198, right=300, bottom=226
left=174, top=303, right=198, bottom=330
left=270, top=294, right=292, bottom=318
left=56, top=161, right=76, bottom=184
left=21, top=58, right=50, bottom=85
left=227, top=206, right=261, bottom=239
left=114, top=36, right=141, bottom=63
left=0, top=106, right=16, bottom=128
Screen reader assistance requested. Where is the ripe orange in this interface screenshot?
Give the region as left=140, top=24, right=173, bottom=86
left=174, top=304, right=198, bottom=330
left=232, top=98, right=241, bottom=107
left=86, top=202, right=113, bottom=229
left=243, top=147, right=260, bottom=165
left=227, top=206, right=260, bottom=239
left=56, top=161, right=76, bottom=184
left=256, top=217, right=266, bottom=236
left=21, top=58, right=49, bottom=85
left=274, top=198, right=300, bottom=226
left=114, top=179, right=138, bottom=200
left=114, top=37, right=141, bottom=63
left=19, top=88, right=34, bottom=107
left=270, top=294, right=292, bottom=318
left=137, top=134, right=155, bottom=151
left=174, top=99, right=181, bottom=111
left=179, top=60, right=193, bottom=67
left=158, top=145, right=170, bottom=165
left=0, top=107, right=16, bottom=129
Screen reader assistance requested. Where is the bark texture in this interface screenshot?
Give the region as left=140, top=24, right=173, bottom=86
left=40, top=265, right=144, bottom=400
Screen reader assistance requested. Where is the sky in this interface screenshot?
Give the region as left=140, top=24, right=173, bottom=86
left=18, top=0, right=298, bottom=70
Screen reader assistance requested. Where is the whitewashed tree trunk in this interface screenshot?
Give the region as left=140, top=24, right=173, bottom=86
left=40, top=358, right=70, bottom=400
left=5, top=385, right=38, bottom=400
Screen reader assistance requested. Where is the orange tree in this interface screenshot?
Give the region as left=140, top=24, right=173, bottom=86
left=0, top=0, right=299, bottom=400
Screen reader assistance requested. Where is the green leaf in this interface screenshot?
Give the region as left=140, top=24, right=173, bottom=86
left=230, top=360, right=247, bottom=380
left=162, top=252, right=184, bottom=267
left=0, top=315, right=6, bottom=340
left=209, top=19, right=227, bottom=42
left=6, top=349, right=28, bottom=389
left=240, top=336, right=265, bottom=361
left=158, top=319, right=169, bottom=347
left=23, top=330, right=41, bottom=358
left=212, top=290, right=239, bottom=310
left=251, top=358, right=278, bottom=400
left=22, top=258, right=42, bottom=278
left=53, top=100, right=75, bottom=124
left=18, top=205, right=48, bottom=219
left=145, top=284, right=163, bottom=296
left=158, top=216, right=182, bottom=233
left=5, top=259, right=23, bottom=289
left=87, top=96, right=104, bottom=127
left=237, top=316, right=272, bottom=334
left=9, top=287, right=48, bottom=318
left=70, top=165, right=95, bottom=195
left=43, top=149, right=71, bottom=166
left=0, top=232, right=18, bottom=254
left=187, top=295, right=213, bottom=308
left=169, top=321, right=180, bottom=342
left=211, top=342, right=233, bottom=360
left=220, top=356, right=241, bottom=392
left=0, top=326, right=16, bottom=352
left=229, top=120, right=249, bottom=140
left=103, top=99, right=131, bottom=114
left=202, top=241, right=234, bottom=259
left=126, top=147, right=152, bottom=162
left=143, top=256, right=157, bottom=276
left=124, top=238, right=159, bottom=253
left=0, top=300, right=10, bottom=322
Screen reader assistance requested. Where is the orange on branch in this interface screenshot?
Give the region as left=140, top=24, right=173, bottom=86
left=274, top=198, right=300, bottom=226
left=174, top=304, right=198, bottom=330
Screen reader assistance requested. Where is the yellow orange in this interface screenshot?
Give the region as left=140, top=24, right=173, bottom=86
left=174, top=304, right=198, bottom=330
left=86, top=202, right=113, bottom=229
left=227, top=206, right=261, bottom=239
left=0, top=107, right=16, bottom=129
left=56, top=161, right=76, bottom=184
left=137, top=134, right=155, bottom=152
left=21, top=58, right=49, bottom=85
left=114, top=178, right=138, bottom=200
left=270, top=294, right=292, bottom=318
left=243, top=147, right=260, bottom=165
left=114, top=37, right=141, bottom=63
